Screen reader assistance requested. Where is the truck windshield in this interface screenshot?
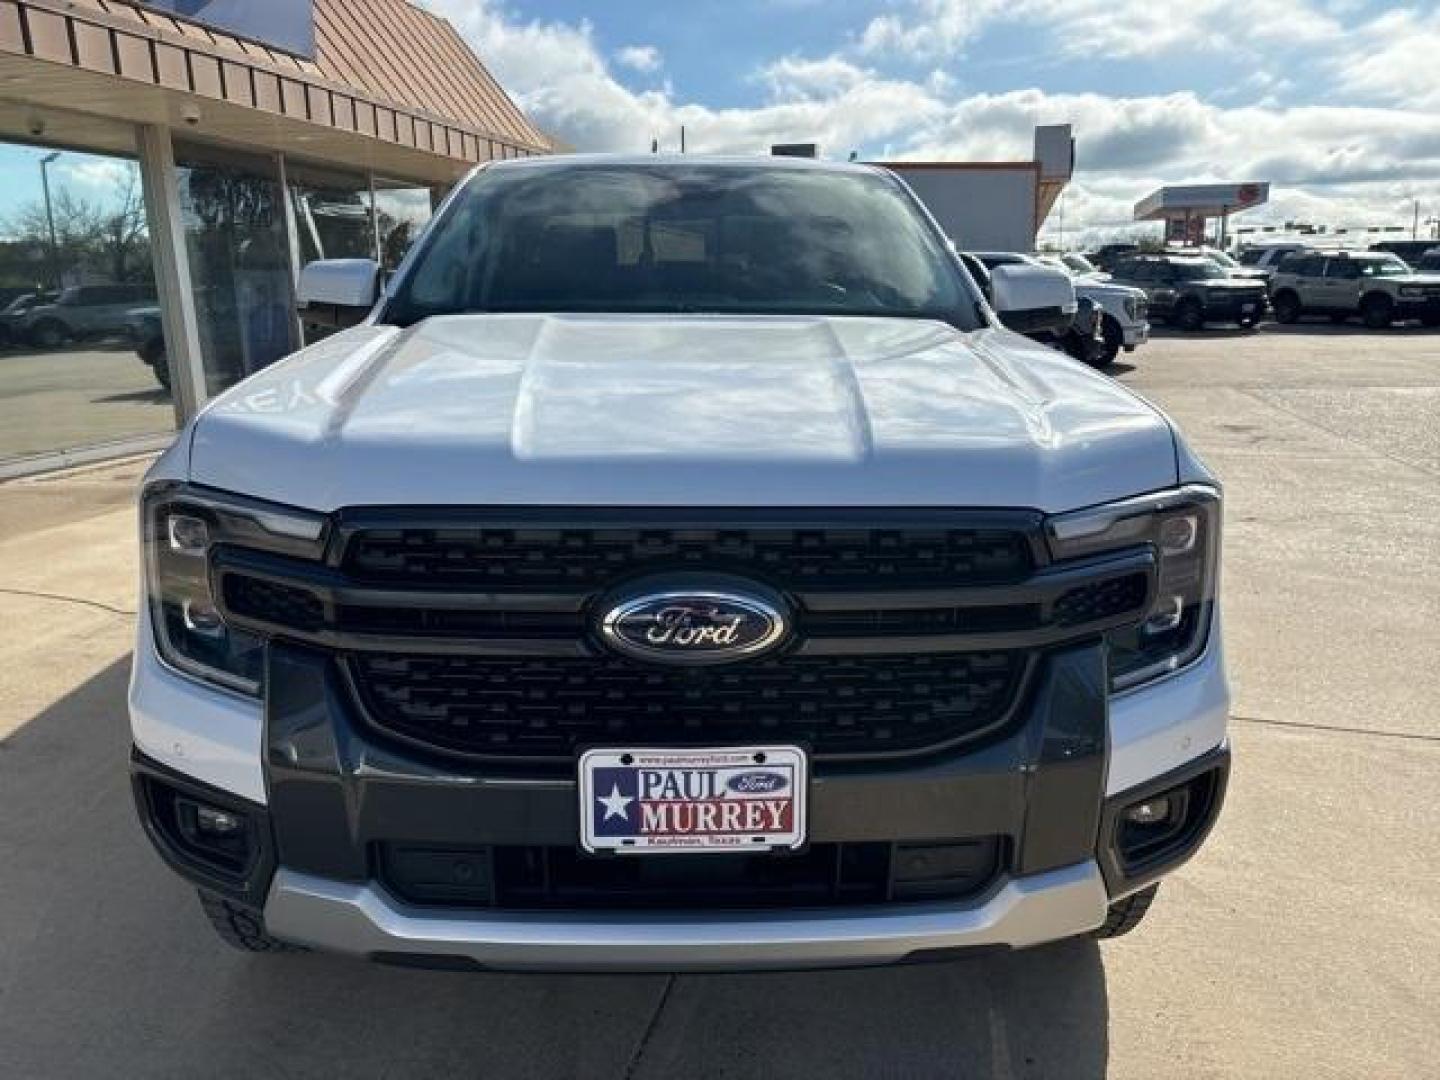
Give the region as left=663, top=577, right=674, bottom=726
left=384, top=163, right=977, bottom=329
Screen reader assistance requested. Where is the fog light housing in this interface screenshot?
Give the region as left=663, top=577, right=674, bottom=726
left=195, top=804, right=244, bottom=836
left=1123, top=797, right=1172, bottom=825
left=173, top=796, right=252, bottom=873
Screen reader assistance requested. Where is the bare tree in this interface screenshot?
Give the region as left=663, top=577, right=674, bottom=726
left=3, top=169, right=152, bottom=285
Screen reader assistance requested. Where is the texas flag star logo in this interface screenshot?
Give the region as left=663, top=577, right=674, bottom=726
left=592, top=767, right=642, bottom=837
left=597, top=783, right=633, bottom=822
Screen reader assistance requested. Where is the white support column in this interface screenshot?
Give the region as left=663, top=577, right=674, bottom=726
left=135, top=124, right=207, bottom=425
left=275, top=152, right=307, bottom=349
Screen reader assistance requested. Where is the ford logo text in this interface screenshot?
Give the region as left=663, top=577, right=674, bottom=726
left=600, top=587, right=788, bottom=666
left=726, top=771, right=789, bottom=795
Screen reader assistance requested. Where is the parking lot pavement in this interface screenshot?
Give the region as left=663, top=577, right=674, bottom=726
left=0, top=343, right=173, bottom=461
left=1, top=324, right=1438, bottom=1078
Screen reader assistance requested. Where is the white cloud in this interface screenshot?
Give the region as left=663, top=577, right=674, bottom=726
left=58, top=157, right=137, bottom=191
left=615, top=44, right=662, bottom=73
left=856, top=0, right=1345, bottom=62
left=421, top=0, right=1440, bottom=247
left=856, top=0, right=1009, bottom=59
left=1336, top=7, right=1440, bottom=109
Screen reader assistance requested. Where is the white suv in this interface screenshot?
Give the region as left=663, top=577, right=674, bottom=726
left=1269, top=250, right=1440, bottom=328
left=129, top=156, right=1230, bottom=970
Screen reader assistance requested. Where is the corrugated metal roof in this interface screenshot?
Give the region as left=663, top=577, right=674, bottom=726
left=311, top=0, right=547, bottom=150
left=58, top=0, right=548, bottom=152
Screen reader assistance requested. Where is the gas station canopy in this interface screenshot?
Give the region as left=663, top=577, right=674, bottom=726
left=1135, top=183, right=1270, bottom=221
left=1134, top=183, right=1270, bottom=245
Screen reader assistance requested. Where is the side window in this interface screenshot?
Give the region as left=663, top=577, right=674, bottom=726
left=1326, top=260, right=1360, bottom=280
left=1296, top=256, right=1324, bottom=277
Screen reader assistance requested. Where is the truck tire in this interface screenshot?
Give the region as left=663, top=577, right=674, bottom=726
left=1361, top=293, right=1395, bottom=329
left=1175, top=298, right=1204, bottom=331
left=1092, top=884, right=1158, bottom=939
left=1271, top=291, right=1301, bottom=324
left=197, top=891, right=303, bottom=954
left=1096, top=314, right=1124, bottom=366
left=29, top=318, right=69, bottom=349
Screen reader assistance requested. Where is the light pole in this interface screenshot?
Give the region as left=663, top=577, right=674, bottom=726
left=39, top=151, right=61, bottom=290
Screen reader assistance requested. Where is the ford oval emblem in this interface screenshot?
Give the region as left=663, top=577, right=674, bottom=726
left=600, top=588, right=788, bottom=666
left=727, top=771, right=789, bottom=795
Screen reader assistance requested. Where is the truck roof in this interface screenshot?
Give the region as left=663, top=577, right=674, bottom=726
left=483, top=153, right=885, bottom=176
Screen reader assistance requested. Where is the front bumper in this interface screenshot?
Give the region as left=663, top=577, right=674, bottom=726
left=1123, top=321, right=1150, bottom=348
left=263, top=861, right=1109, bottom=972
left=1396, top=295, right=1440, bottom=317
left=1202, top=295, right=1268, bottom=322
left=131, top=625, right=1232, bottom=970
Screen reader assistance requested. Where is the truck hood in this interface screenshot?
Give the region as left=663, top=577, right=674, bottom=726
left=1195, top=278, right=1266, bottom=291
left=1073, top=279, right=1143, bottom=302
left=188, top=314, right=1178, bottom=513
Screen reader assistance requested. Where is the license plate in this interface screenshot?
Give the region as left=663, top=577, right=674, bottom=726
left=1241, top=303, right=1257, bottom=314
left=578, top=746, right=807, bottom=854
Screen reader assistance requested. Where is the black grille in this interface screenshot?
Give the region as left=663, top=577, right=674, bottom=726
left=349, top=651, right=1025, bottom=761
left=343, top=524, right=1033, bottom=591
left=377, top=838, right=1002, bottom=910
left=222, top=574, right=324, bottom=633
left=1053, top=573, right=1148, bottom=628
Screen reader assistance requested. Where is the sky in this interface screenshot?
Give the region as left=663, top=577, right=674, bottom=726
left=0, top=147, right=139, bottom=243
left=422, top=0, right=1440, bottom=247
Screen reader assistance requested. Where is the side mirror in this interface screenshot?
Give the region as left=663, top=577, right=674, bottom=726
left=297, top=258, right=380, bottom=329
left=987, top=262, right=1077, bottom=338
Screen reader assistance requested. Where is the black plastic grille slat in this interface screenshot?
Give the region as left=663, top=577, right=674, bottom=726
left=344, top=525, right=1033, bottom=591
left=1052, top=573, right=1148, bottom=628
left=377, top=839, right=1003, bottom=911
left=349, top=652, right=1024, bottom=760
left=222, top=575, right=325, bottom=633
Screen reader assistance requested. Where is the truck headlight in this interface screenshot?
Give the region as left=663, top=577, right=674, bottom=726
left=1046, top=485, right=1220, bottom=692
left=141, top=483, right=325, bottom=696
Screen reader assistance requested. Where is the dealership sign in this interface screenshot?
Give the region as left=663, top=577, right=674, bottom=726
left=142, top=1, right=315, bottom=58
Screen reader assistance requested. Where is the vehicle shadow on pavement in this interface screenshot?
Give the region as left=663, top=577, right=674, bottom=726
left=0, top=658, right=1108, bottom=1079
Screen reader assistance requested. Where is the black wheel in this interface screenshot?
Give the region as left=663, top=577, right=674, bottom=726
left=197, top=891, right=303, bottom=954
left=152, top=353, right=171, bottom=392
left=1421, top=314, right=1440, bottom=328
left=1095, top=314, right=1123, bottom=367
left=1175, top=299, right=1205, bottom=331
left=29, top=318, right=69, bottom=349
left=1361, top=293, right=1395, bottom=329
left=141, top=341, right=171, bottom=392
left=1092, top=884, right=1159, bottom=940
left=1271, top=291, right=1301, bottom=324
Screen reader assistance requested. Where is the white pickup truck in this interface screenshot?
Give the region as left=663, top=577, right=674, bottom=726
left=129, top=156, right=1229, bottom=971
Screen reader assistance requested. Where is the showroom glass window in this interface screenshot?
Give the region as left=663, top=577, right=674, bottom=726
left=0, top=140, right=169, bottom=468
left=175, top=142, right=297, bottom=396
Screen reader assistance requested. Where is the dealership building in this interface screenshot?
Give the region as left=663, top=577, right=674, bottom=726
left=0, top=0, right=549, bottom=477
